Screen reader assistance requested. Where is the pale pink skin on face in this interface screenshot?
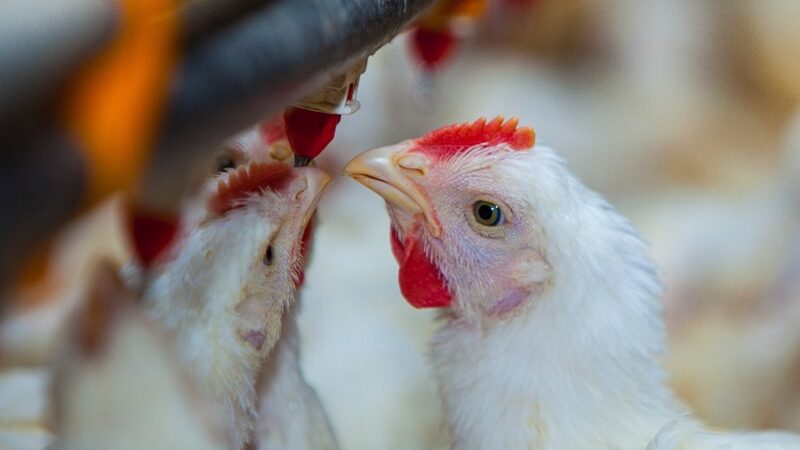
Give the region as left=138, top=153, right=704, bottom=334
left=487, top=287, right=528, bottom=317
left=243, top=330, right=267, bottom=351
left=367, top=117, right=544, bottom=318
left=388, top=146, right=550, bottom=320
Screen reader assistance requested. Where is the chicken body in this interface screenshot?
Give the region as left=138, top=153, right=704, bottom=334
left=142, top=147, right=330, bottom=450
left=345, top=117, right=800, bottom=450
left=253, top=303, right=338, bottom=450
left=52, top=263, right=229, bottom=450
left=221, top=124, right=339, bottom=450
left=136, top=123, right=336, bottom=450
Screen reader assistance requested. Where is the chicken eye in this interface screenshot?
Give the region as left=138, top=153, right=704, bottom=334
left=263, top=246, right=274, bottom=266
left=472, top=201, right=503, bottom=226
left=216, top=156, right=236, bottom=173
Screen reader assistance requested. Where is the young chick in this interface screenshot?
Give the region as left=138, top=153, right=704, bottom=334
left=345, top=117, right=800, bottom=449
left=142, top=152, right=330, bottom=450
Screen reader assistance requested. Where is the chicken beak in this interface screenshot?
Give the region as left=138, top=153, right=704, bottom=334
left=294, top=167, right=331, bottom=228
left=343, top=144, right=441, bottom=238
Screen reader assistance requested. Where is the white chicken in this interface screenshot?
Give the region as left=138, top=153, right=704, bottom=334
left=52, top=262, right=228, bottom=450
left=140, top=144, right=330, bottom=449
left=344, top=117, right=800, bottom=449
left=139, top=121, right=336, bottom=450
left=213, top=123, right=340, bottom=450
left=0, top=122, right=334, bottom=450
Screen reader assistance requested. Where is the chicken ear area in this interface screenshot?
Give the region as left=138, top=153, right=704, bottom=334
left=390, top=227, right=452, bottom=308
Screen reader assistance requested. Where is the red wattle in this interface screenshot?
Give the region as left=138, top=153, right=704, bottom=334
left=283, top=107, right=341, bottom=160
left=391, top=228, right=452, bottom=309
left=127, top=207, right=179, bottom=268
left=411, top=27, right=457, bottom=70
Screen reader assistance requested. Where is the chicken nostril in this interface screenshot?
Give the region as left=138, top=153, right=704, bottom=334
left=294, top=183, right=308, bottom=201
left=396, top=153, right=429, bottom=177
left=288, top=177, right=308, bottom=200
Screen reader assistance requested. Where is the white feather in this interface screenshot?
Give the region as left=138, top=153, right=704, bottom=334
left=416, top=146, right=800, bottom=449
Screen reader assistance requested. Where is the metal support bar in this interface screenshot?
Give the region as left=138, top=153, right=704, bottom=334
left=0, top=0, right=432, bottom=293
left=144, top=0, right=432, bottom=212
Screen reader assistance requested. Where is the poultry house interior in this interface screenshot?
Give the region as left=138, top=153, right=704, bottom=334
left=1, top=0, right=800, bottom=449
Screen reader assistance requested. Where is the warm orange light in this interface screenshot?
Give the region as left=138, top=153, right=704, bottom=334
left=419, top=0, right=488, bottom=30
left=62, top=0, right=179, bottom=204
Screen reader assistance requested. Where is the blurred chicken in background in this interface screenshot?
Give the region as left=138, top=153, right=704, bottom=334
left=1, top=124, right=335, bottom=450
left=0, top=198, right=130, bottom=367
left=51, top=263, right=228, bottom=450
left=659, top=108, right=800, bottom=432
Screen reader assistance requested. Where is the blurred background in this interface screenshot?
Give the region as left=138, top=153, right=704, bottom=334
left=3, top=0, right=800, bottom=449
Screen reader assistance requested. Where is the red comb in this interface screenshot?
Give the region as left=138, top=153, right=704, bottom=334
left=209, top=162, right=293, bottom=214
left=413, top=117, right=535, bottom=159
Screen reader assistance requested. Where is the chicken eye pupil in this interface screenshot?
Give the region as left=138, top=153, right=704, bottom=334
left=477, top=205, right=494, bottom=221
left=217, top=157, right=236, bottom=173
left=473, top=201, right=502, bottom=226
left=264, top=246, right=274, bottom=266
